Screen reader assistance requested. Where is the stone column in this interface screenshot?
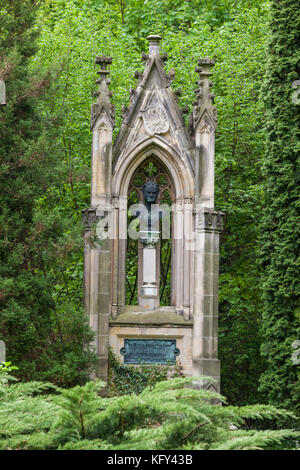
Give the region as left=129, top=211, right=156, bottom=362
left=97, top=228, right=112, bottom=382
left=190, top=58, right=223, bottom=390
left=82, top=208, right=112, bottom=383
left=192, top=209, right=223, bottom=392
left=173, top=199, right=184, bottom=315
left=83, top=56, right=114, bottom=382
left=118, top=196, right=128, bottom=315
left=82, top=209, right=99, bottom=373
left=111, top=197, right=119, bottom=319
left=183, top=199, right=193, bottom=320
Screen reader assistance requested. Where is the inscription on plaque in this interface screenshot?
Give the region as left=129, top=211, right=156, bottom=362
left=120, top=339, right=180, bottom=364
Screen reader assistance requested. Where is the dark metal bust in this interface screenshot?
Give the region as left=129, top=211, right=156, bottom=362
left=141, top=181, right=159, bottom=234
left=142, top=180, right=159, bottom=206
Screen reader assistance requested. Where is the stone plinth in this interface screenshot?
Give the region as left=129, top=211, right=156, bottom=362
left=139, top=230, right=160, bottom=310
left=109, top=306, right=193, bottom=376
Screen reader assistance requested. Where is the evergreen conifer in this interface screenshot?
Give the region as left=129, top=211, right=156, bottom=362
left=0, top=0, right=95, bottom=384
left=259, top=0, right=300, bottom=411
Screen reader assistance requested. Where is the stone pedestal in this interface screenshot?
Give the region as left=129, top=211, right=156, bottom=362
left=110, top=306, right=193, bottom=376
left=139, top=231, right=160, bottom=310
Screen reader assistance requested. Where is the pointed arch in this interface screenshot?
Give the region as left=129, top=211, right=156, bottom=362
left=112, top=136, right=194, bottom=200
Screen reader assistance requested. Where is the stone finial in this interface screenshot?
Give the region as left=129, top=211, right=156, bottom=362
left=91, top=55, right=114, bottom=129
left=95, top=55, right=112, bottom=82
left=147, top=34, right=162, bottom=56
left=194, top=58, right=215, bottom=102
left=190, top=57, right=217, bottom=133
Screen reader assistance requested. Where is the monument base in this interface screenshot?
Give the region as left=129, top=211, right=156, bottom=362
left=192, top=358, right=220, bottom=393
left=109, top=306, right=193, bottom=376
left=139, top=288, right=159, bottom=310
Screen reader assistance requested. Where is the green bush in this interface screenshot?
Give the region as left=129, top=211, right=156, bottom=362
left=0, top=376, right=299, bottom=450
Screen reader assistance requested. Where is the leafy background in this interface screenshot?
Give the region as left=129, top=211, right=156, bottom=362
left=0, top=0, right=298, bottom=411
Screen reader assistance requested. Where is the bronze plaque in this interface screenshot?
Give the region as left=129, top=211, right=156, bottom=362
left=120, top=339, right=180, bottom=364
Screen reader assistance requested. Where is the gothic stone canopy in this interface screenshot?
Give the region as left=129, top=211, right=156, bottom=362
left=84, top=34, right=223, bottom=392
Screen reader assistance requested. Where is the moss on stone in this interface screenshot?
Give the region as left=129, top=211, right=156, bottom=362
left=110, top=306, right=192, bottom=326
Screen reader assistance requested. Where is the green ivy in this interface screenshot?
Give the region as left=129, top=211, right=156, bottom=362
left=107, top=347, right=183, bottom=396
left=258, top=0, right=300, bottom=412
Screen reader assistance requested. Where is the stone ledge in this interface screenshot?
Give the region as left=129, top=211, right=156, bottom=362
left=110, top=306, right=193, bottom=327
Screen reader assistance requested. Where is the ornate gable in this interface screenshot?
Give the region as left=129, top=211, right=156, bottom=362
left=113, top=35, right=194, bottom=174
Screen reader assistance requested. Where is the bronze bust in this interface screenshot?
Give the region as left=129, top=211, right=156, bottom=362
left=140, top=181, right=160, bottom=235
left=142, top=181, right=159, bottom=206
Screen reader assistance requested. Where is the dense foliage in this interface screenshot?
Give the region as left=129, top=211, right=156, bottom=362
left=0, top=374, right=298, bottom=450
left=0, top=0, right=298, bottom=424
left=28, top=0, right=271, bottom=403
left=0, top=0, right=96, bottom=385
left=258, top=0, right=300, bottom=411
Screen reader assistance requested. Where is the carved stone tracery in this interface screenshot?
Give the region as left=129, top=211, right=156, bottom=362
left=140, top=96, right=169, bottom=136
left=128, top=158, right=174, bottom=203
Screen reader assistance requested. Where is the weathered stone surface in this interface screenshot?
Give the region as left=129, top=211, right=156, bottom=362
left=82, top=208, right=98, bottom=229
left=110, top=306, right=193, bottom=326
left=140, top=95, right=169, bottom=136
left=195, top=208, right=224, bottom=232
left=110, top=325, right=193, bottom=376
left=0, top=340, right=5, bottom=363
left=0, top=80, right=6, bottom=106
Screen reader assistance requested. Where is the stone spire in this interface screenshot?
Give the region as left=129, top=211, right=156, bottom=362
left=89, top=55, right=114, bottom=207
left=191, top=58, right=217, bottom=133
left=90, top=55, right=114, bottom=130
left=192, top=58, right=217, bottom=208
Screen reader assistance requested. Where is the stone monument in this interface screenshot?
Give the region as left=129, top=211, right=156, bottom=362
left=82, top=35, right=224, bottom=391
left=0, top=80, right=6, bottom=106
left=0, top=340, right=5, bottom=363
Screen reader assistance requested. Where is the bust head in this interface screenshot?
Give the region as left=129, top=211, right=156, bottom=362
left=142, top=181, right=159, bottom=204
